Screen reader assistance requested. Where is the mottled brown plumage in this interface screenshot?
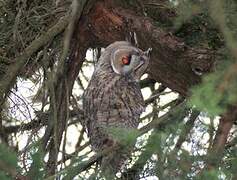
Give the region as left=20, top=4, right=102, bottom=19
left=83, top=41, right=150, bottom=176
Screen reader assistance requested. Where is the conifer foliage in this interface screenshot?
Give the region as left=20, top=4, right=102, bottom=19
left=0, top=0, right=236, bottom=179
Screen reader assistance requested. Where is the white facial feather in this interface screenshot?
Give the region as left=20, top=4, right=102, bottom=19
left=111, top=49, right=122, bottom=75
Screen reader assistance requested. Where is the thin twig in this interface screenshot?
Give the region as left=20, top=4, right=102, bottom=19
left=0, top=13, right=70, bottom=105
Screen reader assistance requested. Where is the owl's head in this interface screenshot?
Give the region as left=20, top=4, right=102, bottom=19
left=109, top=41, right=150, bottom=80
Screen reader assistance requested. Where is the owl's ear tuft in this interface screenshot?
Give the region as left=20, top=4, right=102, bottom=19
left=144, top=48, right=152, bottom=57
left=111, top=55, right=122, bottom=75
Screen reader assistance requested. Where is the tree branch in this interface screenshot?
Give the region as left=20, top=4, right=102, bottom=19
left=2, top=109, right=84, bottom=134
left=175, top=110, right=200, bottom=149
left=0, top=14, right=70, bottom=105
left=80, top=0, right=217, bottom=96
left=205, top=106, right=237, bottom=170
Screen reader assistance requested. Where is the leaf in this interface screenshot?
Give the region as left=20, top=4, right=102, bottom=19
left=107, top=127, right=140, bottom=146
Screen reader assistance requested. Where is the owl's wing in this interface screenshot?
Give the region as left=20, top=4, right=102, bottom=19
left=95, top=81, right=145, bottom=129
left=83, top=79, right=99, bottom=133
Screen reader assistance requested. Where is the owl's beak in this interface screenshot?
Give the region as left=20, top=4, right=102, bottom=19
left=134, top=58, right=145, bottom=72
left=133, top=48, right=151, bottom=74
left=144, top=48, right=152, bottom=57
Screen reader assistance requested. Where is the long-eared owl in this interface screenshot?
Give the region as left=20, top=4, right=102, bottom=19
left=83, top=41, right=150, bottom=175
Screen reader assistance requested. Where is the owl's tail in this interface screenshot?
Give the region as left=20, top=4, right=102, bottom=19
left=90, top=127, right=136, bottom=178
left=100, top=145, right=132, bottom=179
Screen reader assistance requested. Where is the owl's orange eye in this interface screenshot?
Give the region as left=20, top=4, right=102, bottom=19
left=121, top=56, right=131, bottom=65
